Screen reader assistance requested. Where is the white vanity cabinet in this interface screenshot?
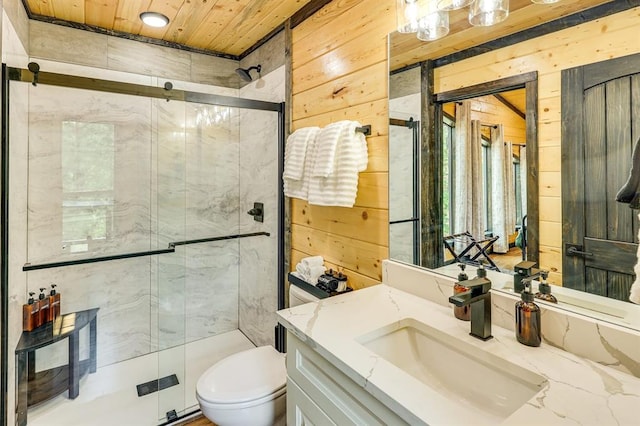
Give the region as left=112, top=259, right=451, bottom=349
left=286, top=331, right=409, bottom=426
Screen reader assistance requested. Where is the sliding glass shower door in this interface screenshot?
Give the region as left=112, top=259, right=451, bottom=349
left=154, top=98, right=243, bottom=420
left=5, top=63, right=283, bottom=425
left=24, top=82, right=162, bottom=425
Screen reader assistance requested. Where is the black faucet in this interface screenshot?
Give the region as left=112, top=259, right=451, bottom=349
left=448, top=276, right=493, bottom=341
left=513, top=260, right=539, bottom=293
left=520, top=270, right=549, bottom=293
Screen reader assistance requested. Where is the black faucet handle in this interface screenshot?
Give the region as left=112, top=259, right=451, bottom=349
left=464, top=276, right=492, bottom=296
left=520, top=275, right=534, bottom=286
left=476, top=260, right=488, bottom=278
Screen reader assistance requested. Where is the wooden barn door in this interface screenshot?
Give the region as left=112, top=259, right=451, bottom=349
left=562, top=53, right=640, bottom=301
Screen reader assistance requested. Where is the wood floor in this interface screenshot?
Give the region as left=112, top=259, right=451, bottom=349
left=491, top=246, right=525, bottom=272
left=180, top=415, right=214, bottom=426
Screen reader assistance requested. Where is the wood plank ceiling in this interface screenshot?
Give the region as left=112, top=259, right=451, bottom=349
left=25, top=1, right=618, bottom=62
left=498, top=89, right=526, bottom=116
left=23, top=0, right=314, bottom=57
left=390, top=0, right=615, bottom=71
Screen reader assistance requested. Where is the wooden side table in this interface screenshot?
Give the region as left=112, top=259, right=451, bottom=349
left=15, top=308, right=99, bottom=426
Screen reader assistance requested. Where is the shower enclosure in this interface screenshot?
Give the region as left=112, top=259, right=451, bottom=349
left=389, top=118, right=420, bottom=265
left=1, top=63, right=285, bottom=425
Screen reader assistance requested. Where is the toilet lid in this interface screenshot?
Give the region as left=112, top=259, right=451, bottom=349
left=197, top=346, right=286, bottom=404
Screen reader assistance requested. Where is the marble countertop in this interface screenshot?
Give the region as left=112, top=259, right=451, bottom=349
left=276, top=284, right=640, bottom=425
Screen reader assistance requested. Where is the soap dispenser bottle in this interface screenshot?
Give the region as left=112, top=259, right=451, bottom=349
left=48, top=284, right=61, bottom=321
left=23, top=292, right=40, bottom=331
left=534, top=271, right=557, bottom=304
left=37, top=287, right=50, bottom=326
left=453, top=264, right=471, bottom=321
left=515, top=281, right=541, bottom=347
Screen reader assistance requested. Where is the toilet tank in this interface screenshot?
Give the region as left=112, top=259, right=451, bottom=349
left=289, top=284, right=320, bottom=307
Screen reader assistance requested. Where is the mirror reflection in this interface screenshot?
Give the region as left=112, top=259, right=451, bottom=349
left=388, top=36, right=640, bottom=331
left=439, top=93, right=527, bottom=273
left=389, top=79, right=421, bottom=265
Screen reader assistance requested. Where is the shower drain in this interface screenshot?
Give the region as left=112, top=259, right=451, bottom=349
left=136, top=374, right=180, bottom=397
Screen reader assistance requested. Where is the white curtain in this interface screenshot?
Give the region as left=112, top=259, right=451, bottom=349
left=469, top=120, right=485, bottom=240
left=452, top=101, right=484, bottom=241
left=453, top=101, right=471, bottom=237
left=520, top=146, right=528, bottom=219
left=490, top=125, right=516, bottom=253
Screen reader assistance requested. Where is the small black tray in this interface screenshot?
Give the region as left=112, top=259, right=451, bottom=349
left=287, top=273, right=353, bottom=300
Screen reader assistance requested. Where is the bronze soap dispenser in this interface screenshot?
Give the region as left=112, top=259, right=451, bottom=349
left=534, top=271, right=557, bottom=304
left=515, top=281, right=541, bottom=347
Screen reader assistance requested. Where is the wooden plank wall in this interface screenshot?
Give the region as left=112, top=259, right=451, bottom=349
left=290, top=0, right=396, bottom=289
left=443, top=95, right=526, bottom=144
left=435, top=7, right=640, bottom=285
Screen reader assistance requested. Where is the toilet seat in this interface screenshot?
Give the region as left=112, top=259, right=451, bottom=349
left=196, top=346, right=286, bottom=406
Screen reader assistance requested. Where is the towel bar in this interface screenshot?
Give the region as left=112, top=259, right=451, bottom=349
left=355, top=125, right=371, bottom=136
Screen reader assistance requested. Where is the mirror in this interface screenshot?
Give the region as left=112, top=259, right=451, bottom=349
left=388, top=34, right=640, bottom=332
left=438, top=92, right=529, bottom=273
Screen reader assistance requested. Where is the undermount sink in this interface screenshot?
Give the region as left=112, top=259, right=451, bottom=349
left=357, top=318, right=548, bottom=424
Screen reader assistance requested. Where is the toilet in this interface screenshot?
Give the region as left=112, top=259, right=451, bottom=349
left=196, top=283, right=319, bottom=426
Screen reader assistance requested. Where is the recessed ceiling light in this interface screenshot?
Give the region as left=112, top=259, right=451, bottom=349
left=140, top=12, right=169, bottom=28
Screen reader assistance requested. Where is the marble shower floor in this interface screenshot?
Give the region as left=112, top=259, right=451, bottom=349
left=27, top=330, right=255, bottom=426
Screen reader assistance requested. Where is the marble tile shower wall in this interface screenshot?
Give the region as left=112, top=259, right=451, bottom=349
left=27, top=85, right=153, bottom=263
left=29, top=20, right=241, bottom=88
left=151, top=99, right=241, bottom=349
left=5, top=11, right=35, bottom=426
left=25, top=78, right=245, bottom=368
left=26, top=84, right=155, bottom=368
left=182, top=100, right=241, bottom=345
left=389, top=93, right=421, bottom=264
left=6, top=41, right=29, bottom=426
left=238, top=66, right=285, bottom=347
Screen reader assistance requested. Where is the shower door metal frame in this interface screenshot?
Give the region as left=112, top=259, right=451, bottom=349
left=0, top=63, right=286, bottom=426
left=389, top=117, right=421, bottom=265
left=1, top=64, right=10, bottom=426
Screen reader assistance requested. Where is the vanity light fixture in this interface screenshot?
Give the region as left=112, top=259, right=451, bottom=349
left=396, top=0, right=421, bottom=33
left=397, top=0, right=562, bottom=41
left=437, top=0, right=474, bottom=10
left=417, top=8, right=450, bottom=41
left=139, top=12, right=170, bottom=28
left=469, top=0, right=510, bottom=27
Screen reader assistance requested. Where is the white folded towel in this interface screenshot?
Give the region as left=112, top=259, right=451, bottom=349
left=284, top=128, right=320, bottom=200
left=301, top=255, right=324, bottom=267
left=308, top=121, right=368, bottom=207
left=312, top=121, right=351, bottom=178
left=307, top=265, right=325, bottom=284
left=283, top=127, right=320, bottom=180
left=631, top=216, right=640, bottom=304
left=295, top=256, right=325, bottom=284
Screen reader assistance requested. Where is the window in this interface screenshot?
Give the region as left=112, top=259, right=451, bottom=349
left=482, top=138, right=491, bottom=235
left=62, top=122, right=115, bottom=250
left=514, top=160, right=522, bottom=227
left=442, top=116, right=454, bottom=236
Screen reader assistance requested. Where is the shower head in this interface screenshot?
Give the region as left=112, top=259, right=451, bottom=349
left=235, top=65, right=262, bottom=82
left=28, top=62, right=40, bottom=86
